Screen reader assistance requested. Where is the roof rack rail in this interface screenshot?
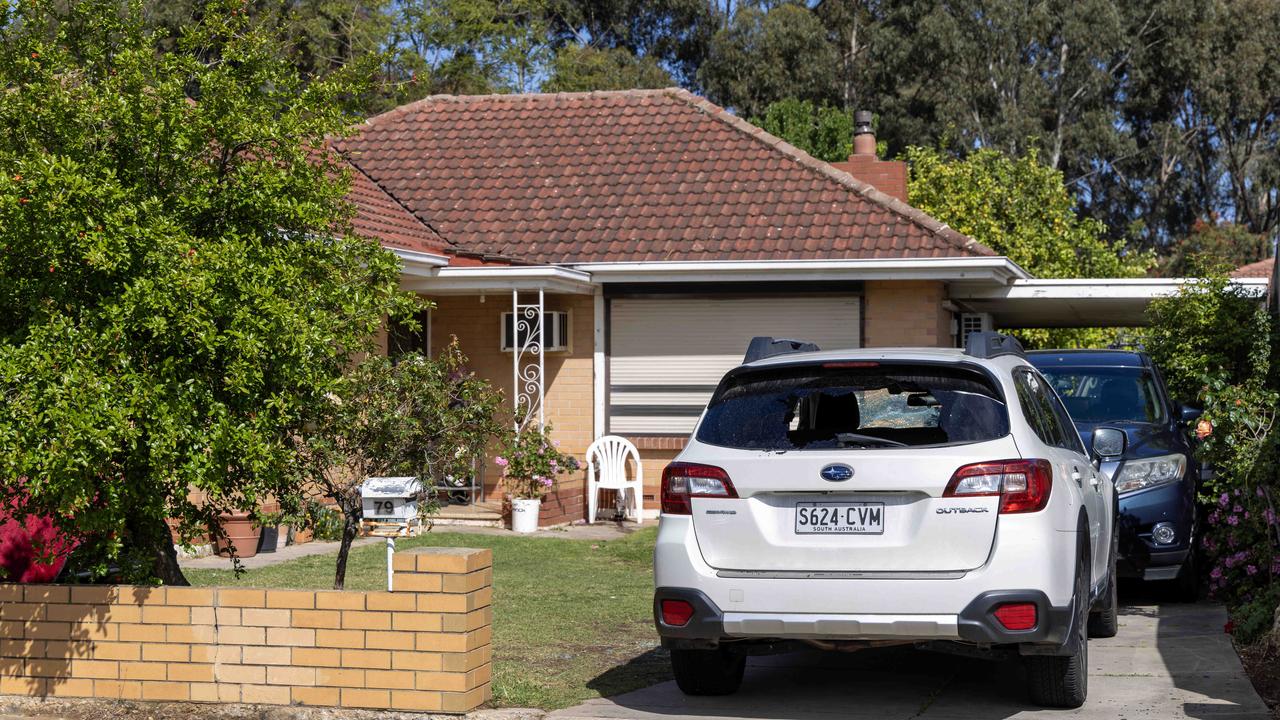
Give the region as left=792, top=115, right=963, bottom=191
left=743, top=336, right=821, bottom=364
left=964, top=331, right=1025, bottom=360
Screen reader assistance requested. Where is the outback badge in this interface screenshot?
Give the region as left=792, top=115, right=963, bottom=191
left=820, top=464, right=854, bottom=482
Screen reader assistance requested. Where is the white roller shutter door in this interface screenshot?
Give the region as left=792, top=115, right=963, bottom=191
left=608, top=296, right=861, bottom=435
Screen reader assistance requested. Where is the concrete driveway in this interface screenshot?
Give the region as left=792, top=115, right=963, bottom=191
left=551, top=600, right=1271, bottom=720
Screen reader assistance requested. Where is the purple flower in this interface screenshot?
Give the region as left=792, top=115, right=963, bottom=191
left=1233, top=504, right=1243, bottom=514
left=1210, top=566, right=1223, bottom=580
left=495, top=456, right=509, bottom=467
left=1257, top=488, right=1266, bottom=498
left=1219, top=493, right=1229, bottom=507
left=1264, top=509, right=1276, bottom=524
left=1227, top=515, right=1239, bottom=526
left=1246, top=565, right=1258, bottom=576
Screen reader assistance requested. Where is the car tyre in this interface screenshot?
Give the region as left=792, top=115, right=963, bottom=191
left=1088, top=527, right=1119, bottom=638
left=670, top=646, right=745, bottom=696
left=1027, top=540, right=1089, bottom=709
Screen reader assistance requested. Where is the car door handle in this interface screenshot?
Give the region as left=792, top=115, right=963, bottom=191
left=1089, top=475, right=1100, bottom=488
left=1071, top=469, right=1083, bottom=486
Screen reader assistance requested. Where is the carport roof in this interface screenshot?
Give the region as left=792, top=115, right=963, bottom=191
left=951, top=278, right=1271, bottom=328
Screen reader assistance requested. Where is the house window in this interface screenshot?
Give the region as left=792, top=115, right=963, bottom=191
left=388, top=309, right=430, bottom=360
left=500, top=311, right=570, bottom=352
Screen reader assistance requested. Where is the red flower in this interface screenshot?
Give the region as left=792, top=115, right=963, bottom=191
left=1224, top=620, right=1235, bottom=634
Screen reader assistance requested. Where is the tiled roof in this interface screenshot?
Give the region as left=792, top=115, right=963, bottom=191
left=345, top=157, right=451, bottom=256
left=1232, top=257, right=1276, bottom=279
left=337, top=88, right=993, bottom=264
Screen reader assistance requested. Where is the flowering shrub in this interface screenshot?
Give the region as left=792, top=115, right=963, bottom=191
left=1147, top=273, right=1280, bottom=643
left=0, top=496, right=78, bottom=583
left=495, top=425, right=581, bottom=500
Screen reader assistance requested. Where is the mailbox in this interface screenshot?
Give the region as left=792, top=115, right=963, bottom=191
left=360, top=476, right=423, bottom=523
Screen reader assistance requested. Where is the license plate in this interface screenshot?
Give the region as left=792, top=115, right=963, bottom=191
left=794, top=502, right=885, bottom=535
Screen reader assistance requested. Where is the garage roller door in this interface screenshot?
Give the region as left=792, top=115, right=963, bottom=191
left=608, top=296, right=861, bottom=435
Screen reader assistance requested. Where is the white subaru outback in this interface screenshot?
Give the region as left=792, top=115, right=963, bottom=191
left=653, top=332, right=1118, bottom=709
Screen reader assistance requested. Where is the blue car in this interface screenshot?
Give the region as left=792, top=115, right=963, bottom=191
left=1027, top=349, right=1202, bottom=600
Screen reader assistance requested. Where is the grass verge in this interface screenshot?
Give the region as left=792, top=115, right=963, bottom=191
left=185, top=528, right=668, bottom=710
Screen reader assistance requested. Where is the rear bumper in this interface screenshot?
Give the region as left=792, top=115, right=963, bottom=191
left=655, top=587, right=1073, bottom=652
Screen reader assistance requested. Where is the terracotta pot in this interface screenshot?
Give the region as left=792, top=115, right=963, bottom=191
left=214, top=512, right=261, bottom=558
left=291, top=527, right=313, bottom=545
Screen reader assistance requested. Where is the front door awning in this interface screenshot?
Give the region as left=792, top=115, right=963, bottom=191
left=950, top=278, right=1270, bottom=328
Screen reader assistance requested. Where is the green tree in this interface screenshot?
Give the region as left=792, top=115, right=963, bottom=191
left=544, top=0, right=716, bottom=88
left=907, top=146, right=1153, bottom=347
left=751, top=98, right=853, bottom=163
left=907, top=146, right=1152, bottom=280
left=1160, top=221, right=1272, bottom=278
left=0, top=0, right=412, bottom=584
left=396, top=0, right=552, bottom=94
left=699, top=2, right=839, bottom=118
left=543, top=44, right=671, bottom=93
left=291, top=345, right=503, bottom=589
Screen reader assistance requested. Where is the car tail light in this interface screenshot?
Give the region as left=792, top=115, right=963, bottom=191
left=660, top=599, right=695, bottom=626
left=944, top=459, right=1052, bottom=514
left=993, top=602, right=1038, bottom=631
left=661, top=462, right=737, bottom=515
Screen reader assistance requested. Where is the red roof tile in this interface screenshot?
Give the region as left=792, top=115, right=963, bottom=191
left=1232, top=257, right=1276, bottom=279
left=345, top=158, right=450, bottom=256
left=338, top=88, right=993, bottom=264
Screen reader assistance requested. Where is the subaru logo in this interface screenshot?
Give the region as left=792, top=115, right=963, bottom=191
left=820, top=464, right=854, bottom=482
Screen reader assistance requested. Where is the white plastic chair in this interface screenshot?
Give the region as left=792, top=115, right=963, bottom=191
left=586, top=435, right=644, bottom=524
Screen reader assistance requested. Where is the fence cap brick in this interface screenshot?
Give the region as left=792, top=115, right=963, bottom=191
left=401, top=547, right=492, bottom=574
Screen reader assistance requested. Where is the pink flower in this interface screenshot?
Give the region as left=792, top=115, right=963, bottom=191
left=553, top=439, right=561, bottom=447
left=494, top=456, right=508, bottom=467
left=540, top=477, right=553, bottom=487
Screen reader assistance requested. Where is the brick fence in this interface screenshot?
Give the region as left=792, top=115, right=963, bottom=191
left=0, top=547, right=492, bottom=713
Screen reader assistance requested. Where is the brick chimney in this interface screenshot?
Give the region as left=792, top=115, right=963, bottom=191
left=830, top=111, right=908, bottom=203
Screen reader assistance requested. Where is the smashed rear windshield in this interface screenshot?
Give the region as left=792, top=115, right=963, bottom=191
left=695, top=363, right=1010, bottom=450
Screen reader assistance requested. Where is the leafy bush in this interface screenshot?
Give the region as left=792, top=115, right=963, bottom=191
left=1146, top=273, right=1280, bottom=640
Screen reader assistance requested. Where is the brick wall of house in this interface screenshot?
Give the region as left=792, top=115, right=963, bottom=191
left=0, top=547, right=492, bottom=713
left=863, top=281, right=953, bottom=348
left=428, top=293, right=595, bottom=526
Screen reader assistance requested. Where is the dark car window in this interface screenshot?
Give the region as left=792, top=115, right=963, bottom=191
left=1038, top=366, right=1167, bottom=424
left=1014, top=369, right=1073, bottom=450
left=696, top=363, right=1010, bottom=450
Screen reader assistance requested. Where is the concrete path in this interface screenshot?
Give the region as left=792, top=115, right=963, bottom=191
left=551, top=601, right=1271, bottom=720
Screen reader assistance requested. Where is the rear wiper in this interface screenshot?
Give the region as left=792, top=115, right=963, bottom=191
left=834, top=432, right=908, bottom=448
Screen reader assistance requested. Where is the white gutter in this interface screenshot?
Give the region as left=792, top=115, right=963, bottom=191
left=402, top=265, right=596, bottom=295
left=391, top=247, right=451, bottom=278
left=570, top=257, right=1032, bottom=284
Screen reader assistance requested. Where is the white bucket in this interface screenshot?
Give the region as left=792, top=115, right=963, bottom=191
left=511, top=498, right=541, bottom=533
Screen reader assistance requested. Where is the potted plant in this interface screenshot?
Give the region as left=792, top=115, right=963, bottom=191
left=496, top=425, right=580, bottom=533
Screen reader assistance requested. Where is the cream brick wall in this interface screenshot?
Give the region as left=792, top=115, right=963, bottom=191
left=863, top=281, right=954, bottom=348
left=0, top=548, right=493, bottom=713
left=428, top=294, right=595, bottom=523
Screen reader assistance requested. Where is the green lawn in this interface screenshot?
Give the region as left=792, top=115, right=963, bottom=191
left=185, top=528, right=668, bottom=710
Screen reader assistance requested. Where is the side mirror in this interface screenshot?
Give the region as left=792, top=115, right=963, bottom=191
left=1180, top=405, right=1203, bottom=423
left=1091, top=427, right=1126, bottom=460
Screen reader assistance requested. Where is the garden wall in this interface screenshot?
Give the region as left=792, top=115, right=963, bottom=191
left=0, top=547, right=492, bottom=713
